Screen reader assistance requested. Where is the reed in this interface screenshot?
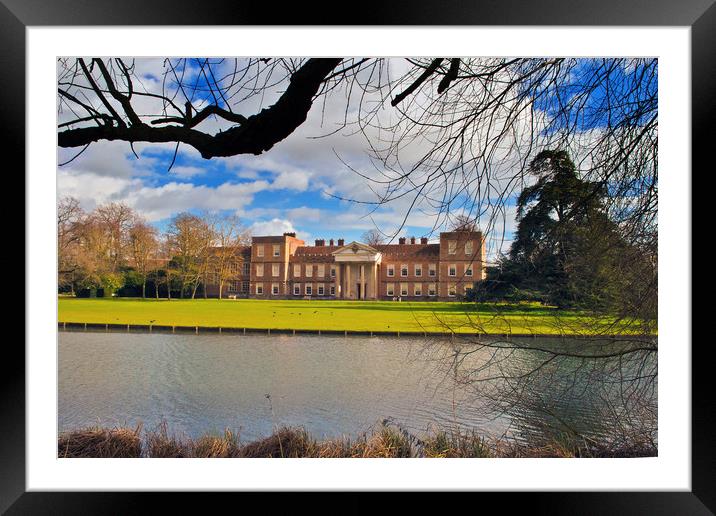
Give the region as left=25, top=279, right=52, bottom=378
left=58, top=422, right=656, bottom=458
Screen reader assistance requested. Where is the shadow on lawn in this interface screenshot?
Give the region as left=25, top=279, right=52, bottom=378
left=316, top=302, right=560, bottom=315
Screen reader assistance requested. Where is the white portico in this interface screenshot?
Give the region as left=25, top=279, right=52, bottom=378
left=331, top=242, right=382, bottom=300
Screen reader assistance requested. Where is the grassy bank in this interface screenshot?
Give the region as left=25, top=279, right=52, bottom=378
left=58, top=423, right=656, bottom=458
left=57, top=298, right=649, bottom=336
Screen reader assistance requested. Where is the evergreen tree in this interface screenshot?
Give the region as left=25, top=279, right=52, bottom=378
left=497, top=149, right=654, bottom=314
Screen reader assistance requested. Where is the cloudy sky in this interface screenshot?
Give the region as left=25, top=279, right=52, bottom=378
left=57, top=58, right=528, bottom=258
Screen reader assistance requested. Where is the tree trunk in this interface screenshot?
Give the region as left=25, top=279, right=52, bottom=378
left=142, top=279, right=146, bottom=299
left=219, top=280, right=223, bottom=300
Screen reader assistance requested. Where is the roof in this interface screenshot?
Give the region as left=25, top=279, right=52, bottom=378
left=376, top=243, right=440, bottom=260
left=290, top=243, right=441, bottom=262
left=292, top=245, right=339, bottom=263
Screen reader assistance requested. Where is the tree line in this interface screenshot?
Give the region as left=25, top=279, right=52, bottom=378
left=58, top=198, right=249, bottom=299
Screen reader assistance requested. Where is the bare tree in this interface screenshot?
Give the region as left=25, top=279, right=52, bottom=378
left=128, top=216, right=159, bottom=298
left=165, top=212, right=215, bottom=298
left=448, top=214, right=479, bottom=232
left=93, top=202, right=135, bottom=273
left=57, top=58, right=342, bottom=158
left=360, top=228, right=386, bottom=247
left=209, top=214, right=250, bottom=300
left=57, top=196, right=85, bottom=293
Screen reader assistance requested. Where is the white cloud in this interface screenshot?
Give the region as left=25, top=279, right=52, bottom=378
left=249, top=218, right=297, bottom=237
left=285, top=206, right=322, bottom=222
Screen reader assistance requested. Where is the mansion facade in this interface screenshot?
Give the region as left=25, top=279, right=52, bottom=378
left=205, top=230, right=486, bottom=301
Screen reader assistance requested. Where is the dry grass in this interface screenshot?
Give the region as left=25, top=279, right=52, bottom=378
left=58, top=424, right=142, bottom=458
left=189, top=430, right=241, bottom=458
left=144, top=421, right=188, bottom=458
left=58, top=422, right=656, bottom=459
left=239, top=427, right=317, bottom=458
left=422, top=430, right=493, bottom=458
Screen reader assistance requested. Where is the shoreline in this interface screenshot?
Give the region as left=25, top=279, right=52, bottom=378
left=57, top=423, right=657, bottom=459
left=58, top=322, right=655, bottom=340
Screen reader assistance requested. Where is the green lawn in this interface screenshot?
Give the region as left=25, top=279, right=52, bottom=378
left=57, top=297, right=649, bottom=336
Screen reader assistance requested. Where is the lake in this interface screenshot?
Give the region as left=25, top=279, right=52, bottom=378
left=58, top=331, right=657, bottom=444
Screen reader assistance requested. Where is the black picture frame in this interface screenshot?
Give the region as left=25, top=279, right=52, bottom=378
left=6, top=0, right=711, bottom=512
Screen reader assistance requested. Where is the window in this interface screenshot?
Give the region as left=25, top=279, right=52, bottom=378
left=414, top=283, right=422, bottom=296
left=400, top=283, right=408, bottom=296
left=465, top=266, right=473, bottom=277
left=317, top=264, right=325, bottom=277
left=464, top=284, right=471, bottom=294
left=305, top=284, right=313, bottom=296
left=227, top=280, right=238, bottom=292
left=330, top=285, right=335, bottom=295
left=449, top=264, right=456, bottom=277
left=414, top=264, right=422, bottom=277
left=272, top=283, right=279, bottom=295
left=428, top=264, right=436, bottom=277
left=465, top=241, right=473, bottom=255
left=273, top=244, right=280, bottom=257
left=293, top=283, right=301, bottom=296
left=256, top=264, right=264, bottom=277
left=241, top=281, right=249, bottom=293
left=256, top=283, right=263, bottom=295
left=400, top=264, right=408, bottom=277
left=243, top=262, right=251, bottom=275
left=428, top=284, right=436, bottom=296
left=229, top=262, right=238, bottom=274
left=272, top=264, right=279, bottom=277
left=305, top=265, right=313, bottom=278
left=386, top=283, right=394, bottom=296
left=330, top=266, right=336, bottom=278
left=448, top=283, right=456, bottom=297
left=387, top=264, right=395, bottom=277
left=317, top=284, right=325, bottom=296
left=294, top=264, right=301, bottom=277
left=256, top=245, right=264, bottom=257
left=448, top=241, right=456, bottom=255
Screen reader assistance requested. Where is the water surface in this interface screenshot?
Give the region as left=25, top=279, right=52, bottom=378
left=58, top=331, right=656, bottom=443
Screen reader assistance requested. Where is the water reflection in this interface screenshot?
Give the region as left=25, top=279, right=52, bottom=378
left=58, top=332, right=657, bottom=444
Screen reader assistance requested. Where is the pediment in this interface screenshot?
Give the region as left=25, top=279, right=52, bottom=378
left=332, top=241, right=379, bottom=255
left=331, top=241, right=382, bottom=263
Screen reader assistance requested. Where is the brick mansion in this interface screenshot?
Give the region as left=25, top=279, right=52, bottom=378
left=205, top=230, right=486, bottom=301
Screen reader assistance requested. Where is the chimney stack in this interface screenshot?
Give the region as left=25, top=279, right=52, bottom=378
left=420, top=237, right=428, bottom=245
left=337, top=238, right=345, bottom=246
left=410, top=236, right=416, bottom=244
left=315, top=239, right=325, bottom=247
left=283, top=232, right=296, bottom=238
left=399, top=237, right=406, bottom=245
left=329, top=238, right=334, bottom=246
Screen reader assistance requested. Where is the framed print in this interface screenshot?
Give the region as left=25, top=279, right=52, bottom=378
left=7, top=0, right=713, bottom=512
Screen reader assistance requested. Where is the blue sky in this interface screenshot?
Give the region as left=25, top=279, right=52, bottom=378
left=57, top=58, right=519, bottom=257
left=57, top=58, right=653, bottom=259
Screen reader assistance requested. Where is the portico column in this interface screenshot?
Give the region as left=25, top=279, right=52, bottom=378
left=346, top=263, right=351, bottom=299
left=373, top=263, right=378, bottom=300
left=360, top=264, right=365, bottom=300
left=334, top=263, right=340, bottom=298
